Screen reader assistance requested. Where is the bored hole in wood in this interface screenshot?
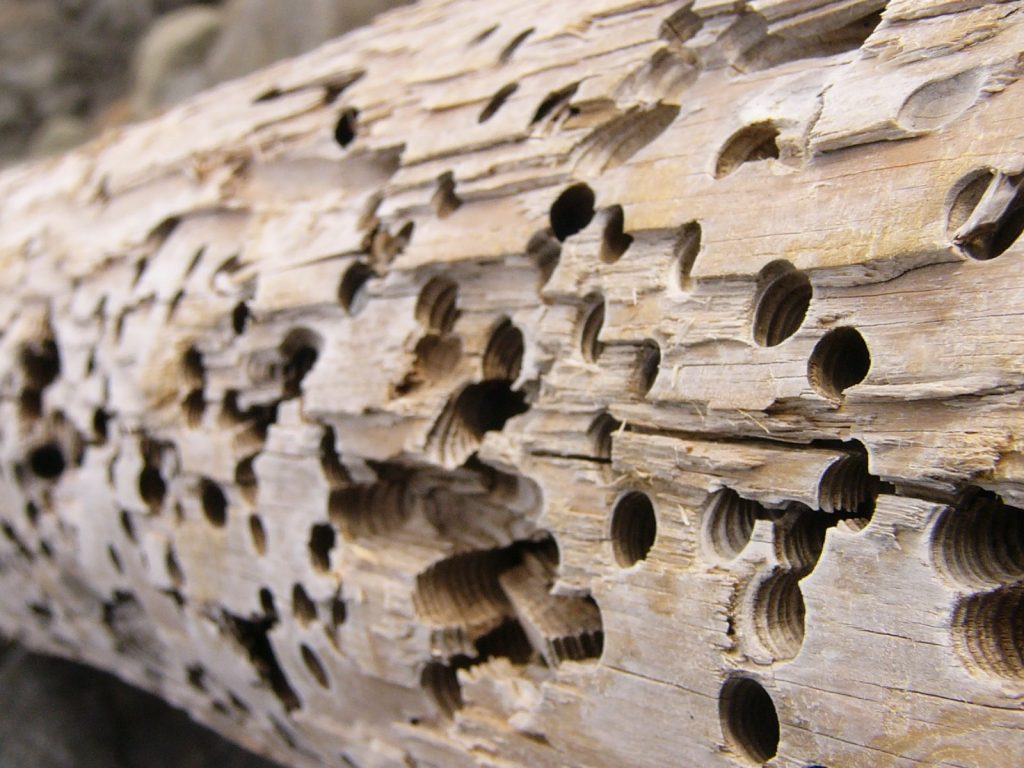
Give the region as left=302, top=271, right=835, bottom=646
left=320, top=427, right=349, bottom=488
left=92, top=408, right=109, bottom=444
left=673, top=220, right=702, bottom=289
left=479, top=82, right=518, bottom=123
left=610, top=491, right=657, bottom=567
left=334, top=107, right=358, bottom=148
left=259, top=587, right=277, bottom=619
left=702, top=488, right=764, bottom=562
left=235, top=455, right=258, bottom=504
left=249, top=514, right=267, bottom=555
left=579, top=295, right=606, bottom=363
left=947, top=168, right=1024, bottom=260
left=951, top=585, right=1024, bottom=681
left=931, top=489, right=1024, bottom=589
left=421, top=661, right=463, bottom=718
left=403, top=334, right=462, bottom=392
left=719, top=676, right=780, bottom=763
left=120, top=509, right=136, bottom=543
left=432, top=172, right=462, bottom=218
left=429, top=381, right=529, bottom=465
left=138, top=465, right=166, bottom=511
left=413, top=549, right=514, bottom=630
left=300, top=644, right=330, bottom=689
left=200, top=477, right=227, bottom=528
left=817, top=450, right=880, bottom=519
left=588, top=411, right=621, bottom=461
left=753, top=261, right=812, bottom=347
left=474, top=619, right=536, bottom=665
left=499, top=28, right=534, bottom=63
left=550, top=183, right=595, bottom=241
left=223, top=609, right=301, bottom=712
left=182, top=389, right=205, bottom=427
left=299, top=643, right=327, bottom=692
left=599, top=205, right=633, bottom=263
left=546, top=595, right=605, bottom=665
left=752, top=571, right=806, bottom=661
left=416, top=276, right=459, bottom=334
left=527, top=228, right=562, bottom=286
left=807, top=327, right=870, bottom=401
left=166, top=544, right=185, bottom=587
left=777, top=509, right=830, bottom=574
left=182, top=346, right=205, bottom=389
left=232, top=301, right=250, bottom=335
left=637, top=339, right=661, bottom=396
left=20, top=337, right=60, bottom=390
left=29, top=442, right=65, bottom=480
left=327, top=479, right=407, bottom=536
left=659, top=5, right=702, bottom=47
left=331, top=593, right=347, bottom=629
left=338, top=261, right=375, bottom=315
left=576, top=103, right=682, bottom=174
left=309, top=523, right=336, bottom=573
left=19, top=389, right=42, bottom=422
left=468, top=24, right=498, bottom=47
left=292, top=584, right=317, bottom=625
left=531, top=81, right=579, bottom=125
left=715, top=121, right=780, bottom=179
left=280, top=328, right=322, bottom=400
left=186, top=663, right=206, bottom=692
left=483, top=318, right=524, bottom=382
left=737, top=10, right=882, bottom=72
left=2, top=522, right=33, bottom=561
left=947, top=168, right=993, bottom=237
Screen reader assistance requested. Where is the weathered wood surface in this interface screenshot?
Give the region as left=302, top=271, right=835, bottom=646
left=2, top=1, right=1024, bottom=766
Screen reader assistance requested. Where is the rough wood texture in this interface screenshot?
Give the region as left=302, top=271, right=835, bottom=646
left=2, top=1, right=1024, bottom=766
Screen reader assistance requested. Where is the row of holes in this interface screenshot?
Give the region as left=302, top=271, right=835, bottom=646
left=611, top=464, right=880, bottom=666
left=263, top=13, right=1016, bottom=752
left=547, top=182, right=873, bottom=401
left=931, top=488, right=1024, bottom=681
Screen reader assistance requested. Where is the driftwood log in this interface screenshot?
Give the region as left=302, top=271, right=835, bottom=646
left=2, top=1, right=1024, bottom=766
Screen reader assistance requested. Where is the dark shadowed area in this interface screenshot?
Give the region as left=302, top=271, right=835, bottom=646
left=0, top=639, right=284, bottom=768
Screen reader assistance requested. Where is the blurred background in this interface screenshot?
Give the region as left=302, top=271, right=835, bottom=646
left=0, top=1, right=407, bottom=765
left=0, top=0, right=409, bottom=167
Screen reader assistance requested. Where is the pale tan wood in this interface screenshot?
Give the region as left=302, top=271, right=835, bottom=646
left=1, top=1, right=1024, bottom=766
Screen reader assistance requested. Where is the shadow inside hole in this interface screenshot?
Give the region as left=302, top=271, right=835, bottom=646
left=715, top=122, right=780, bottom=178
left=339, top=262, right=375, bottom=315
left=719, top=676, right=780, bottom=763
left=308, top=523, right=336, bottom=572
left=807, top=327, right=870, bottom=401
left=200, top=478, right=227, bottom=528
left=280, top=328, right=322, bottom=399
left=550, top=183, right=595, bottom=241
left=334, top=107, right=358, bottom=148
left=753, top=261, right=812, bottom=347
left=29, top=443, right=65, bottom=480
left=499, top=28, right=534, bottom=63
left=479, top=82, right=518, bottom=123
left=579, top=296, right=605, bottom=363
left=599, top=205, right=633, bottom=263
left=949, top=169, right=1024, bottom=260
left=610, top=491, right=657, bottom=567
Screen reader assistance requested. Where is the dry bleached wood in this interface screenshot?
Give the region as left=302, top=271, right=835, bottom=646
left=2, top=0, right=1024, bottom=765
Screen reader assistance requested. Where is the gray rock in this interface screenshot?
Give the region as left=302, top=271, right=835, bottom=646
left=132, top=5, right=224, bottom=114
left=205, top=0, right=410, bottom=85
left=0, top=643, right=283, bottom=768
left=28, top=113, right=92, bottom=157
